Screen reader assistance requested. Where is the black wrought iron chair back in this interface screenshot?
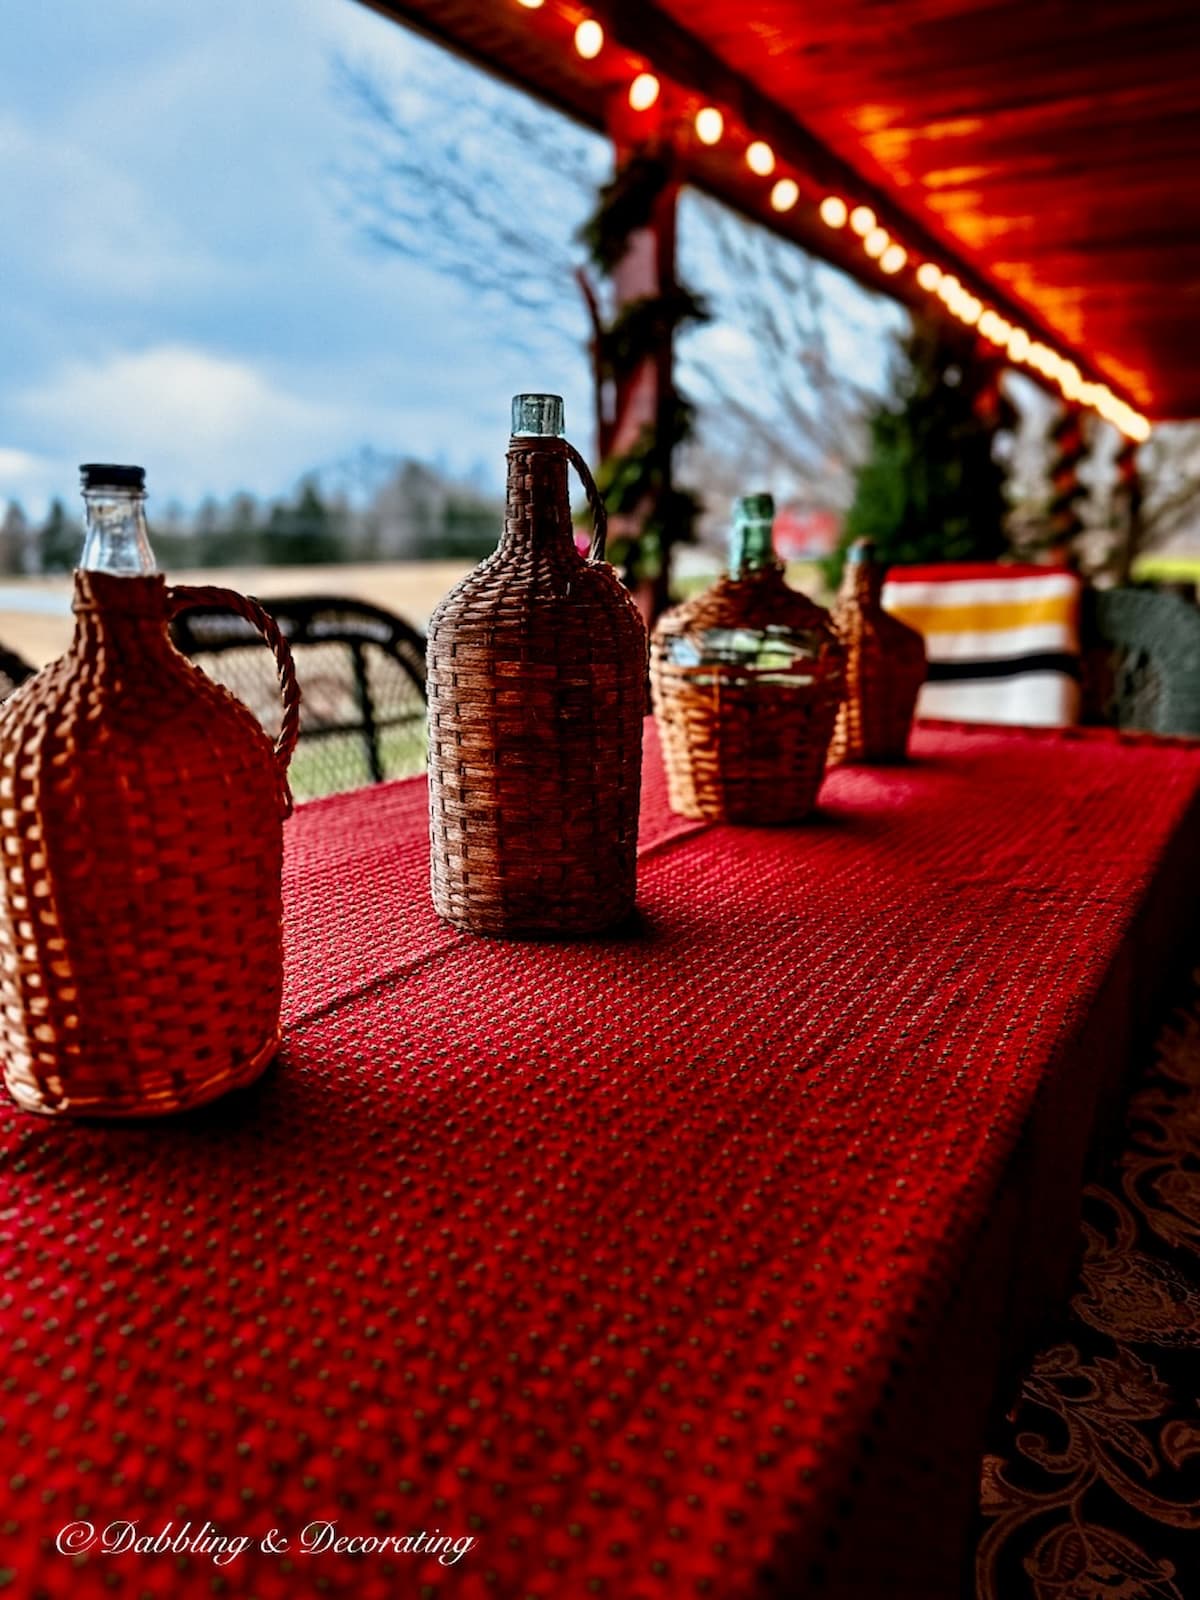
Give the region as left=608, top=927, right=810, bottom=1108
left=171, top=595, right=428, bottom=799
left=1080, top=588, right=1200, bottom=737
left=0, top=644, right=36, bottom=702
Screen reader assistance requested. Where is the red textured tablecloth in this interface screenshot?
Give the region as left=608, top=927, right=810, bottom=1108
left=3, top=721, right=1199, bottom=1600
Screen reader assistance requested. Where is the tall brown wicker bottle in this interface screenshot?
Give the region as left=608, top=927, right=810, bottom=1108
left=427, top=395, right=647, bottom=936
left=828, top=538, right=927, bottom=765
left=651, top=493, right=846, bottom=824
left=0, top=464, right=301, bottom=1118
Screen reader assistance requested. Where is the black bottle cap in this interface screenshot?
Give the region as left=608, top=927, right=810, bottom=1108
left=80, top=463, right=146, bottom=492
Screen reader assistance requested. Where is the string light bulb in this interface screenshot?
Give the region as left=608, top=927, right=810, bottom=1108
left=515, top=0, right=545, bottom=7
left=628, top=72, right=660, bottom=111
left=1007, top=328, right=1031, bottom=362
left=574, top=19, right=603, bottom=58
left=574, top=118, right=1145, bottom=439
left=694, top=106, right=723, bottom=144
left=880, top=244, right=907, bottom=274
left=978, top=310, right=1004, bottom=343
left=769, top=178, right=799, bottom=213
left=863, top=227, right=889, bottom=259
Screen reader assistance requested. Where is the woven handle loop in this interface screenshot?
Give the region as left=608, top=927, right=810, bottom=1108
left=564, top=440, right=608, bottom=563
left=167, top=584, right=301, bottom=817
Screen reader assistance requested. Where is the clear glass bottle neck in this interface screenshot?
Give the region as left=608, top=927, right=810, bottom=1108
left=729, top=515, right=778, bottom=577
left=80, top=489, right=157, bottom=576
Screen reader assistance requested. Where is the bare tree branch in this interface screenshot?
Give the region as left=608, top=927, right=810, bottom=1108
left=330, top=41, right=896, bottom=539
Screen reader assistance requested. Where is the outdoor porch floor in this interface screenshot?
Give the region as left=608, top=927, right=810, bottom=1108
left=975, top=961, right=1200, bottom=1598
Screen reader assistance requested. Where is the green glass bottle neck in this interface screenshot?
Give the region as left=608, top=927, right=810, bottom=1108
left=840, top=543, right=884, bottom=609
left=729, top=518, right=779, bottom=577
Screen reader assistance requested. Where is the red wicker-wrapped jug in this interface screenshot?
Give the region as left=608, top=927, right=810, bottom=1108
left=0, top=464, right=301, bottom=1118
left=828, top=538, right=927, bottom=765
left=651, top=493, right=845, bottom=824
left=427, top=395, right=647, bottom=936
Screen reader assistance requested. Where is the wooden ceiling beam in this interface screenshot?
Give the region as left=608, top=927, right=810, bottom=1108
left=356, top=0, right=1180, bottom=421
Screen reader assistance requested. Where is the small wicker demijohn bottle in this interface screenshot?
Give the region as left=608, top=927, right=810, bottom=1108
left=651, top=493, right=845, bottom=824
left=828, top=537, right=927, bottom=765
left=427, top=395, right=647, bottom=936
left=0, top=464, right=301, bottom=1118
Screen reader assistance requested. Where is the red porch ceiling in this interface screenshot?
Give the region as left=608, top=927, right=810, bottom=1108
left=363, top=0, right=1200, bottom=421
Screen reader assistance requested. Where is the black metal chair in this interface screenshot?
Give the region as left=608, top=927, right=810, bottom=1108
left=171, top=595, right=428, bottom=800
left=1080, top=587, right=1200, bottom=737
left=0, top=644, right=36, bottom=701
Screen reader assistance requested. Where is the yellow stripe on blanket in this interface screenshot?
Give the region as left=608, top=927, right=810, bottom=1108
left=886, top=593, right=1076, bottom=635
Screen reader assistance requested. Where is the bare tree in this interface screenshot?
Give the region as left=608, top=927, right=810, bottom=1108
left=675, top=196, right=895, bottom=528
left=333, top=54, right=601, bottom=353
left=1007, top=407, right=1200, bottom=583
left=331, top=43, right=893, bottom=542
left=1128, top=424, right=1200, bottom=563
left=334, top=37, right=1200, bottom=583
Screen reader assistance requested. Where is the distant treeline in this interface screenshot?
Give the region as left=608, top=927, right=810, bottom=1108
left=0, top=459, right=504, bottom=574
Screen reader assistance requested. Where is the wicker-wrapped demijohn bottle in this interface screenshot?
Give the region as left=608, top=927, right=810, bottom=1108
left=427, top=395, right=647, bottom=936
left=651, top=493, right=845, bottom=824
left=0, top=465, right=301, bottom=1117
left=828, top=537, right=927, bottom=765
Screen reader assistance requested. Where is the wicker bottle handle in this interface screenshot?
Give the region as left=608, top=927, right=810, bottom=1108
left=563, top=441, right=608, bottom=563
left=167, top=584, right=302, bottom=815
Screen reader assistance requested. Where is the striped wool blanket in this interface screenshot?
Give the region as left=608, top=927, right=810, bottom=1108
left=882, top=563, right=1082, bottom=727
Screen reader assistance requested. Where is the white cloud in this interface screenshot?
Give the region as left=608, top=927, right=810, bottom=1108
left=17, top=345, right=349, bottom=503
left=0, top=448, right=61, bottom=515
left=0, top=448, right=52, bottom=484
left=0, top=112, right=233, bottom=302
left=0, top=0, right=605, bottom=514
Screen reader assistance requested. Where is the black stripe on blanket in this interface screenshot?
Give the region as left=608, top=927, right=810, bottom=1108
left=926, top=652, right=1082, bottom=683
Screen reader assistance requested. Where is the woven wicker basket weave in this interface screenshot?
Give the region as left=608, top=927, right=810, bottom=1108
left=828, top=540, right=927, bottom=765
left=427, top=418, right=647, bottom=936
left=651, top=566, right=846, bottom=824
left=0, top=571, right=300, bottom=1118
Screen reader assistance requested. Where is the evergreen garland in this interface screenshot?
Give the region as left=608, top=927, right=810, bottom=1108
left=580, top=150, right=675, bottom=274
left=598, top=287, right=710, bottom=382
left=578, top=145, right=708, bottom=591
left=825, top=317, right=1015, bottom=586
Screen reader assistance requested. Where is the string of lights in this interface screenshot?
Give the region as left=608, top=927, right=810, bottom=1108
left=509, top=0, right=1152, bottom=442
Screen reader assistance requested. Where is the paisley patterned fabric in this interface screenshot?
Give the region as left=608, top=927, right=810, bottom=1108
left=976, top=968, right=1200, bottom=1599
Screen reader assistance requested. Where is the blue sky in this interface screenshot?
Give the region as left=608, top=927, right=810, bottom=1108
left=0, top=0, right=898, bottom=521
left=0, top=0, right=607, bottom=516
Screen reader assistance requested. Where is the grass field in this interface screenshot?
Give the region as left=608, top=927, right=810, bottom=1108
left=0, top=555, right=830, bottom=671
left=0, top=555, right=832, bottom=800
left=1132, top=554, right=1200, bottom=585
left=0, top=560, right=477, bottom=669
